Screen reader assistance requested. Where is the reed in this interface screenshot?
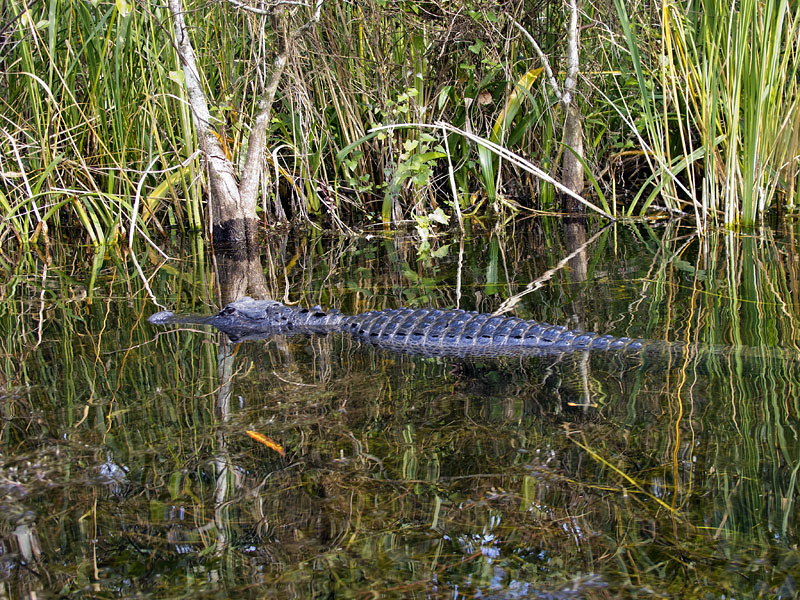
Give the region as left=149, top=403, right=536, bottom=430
left=3, top=0, right=796, bottom=238
left=612, top=0, right=800, bottom=226
left=1, top=0, right=204, bottom=244
left=2, top=1, right=574, bottom=238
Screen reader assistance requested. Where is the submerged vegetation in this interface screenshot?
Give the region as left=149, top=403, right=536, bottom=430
left=1, top=0, right=798, bottom=244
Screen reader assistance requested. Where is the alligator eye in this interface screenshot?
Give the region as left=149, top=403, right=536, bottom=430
left=223, top=306, right=236, bottom=315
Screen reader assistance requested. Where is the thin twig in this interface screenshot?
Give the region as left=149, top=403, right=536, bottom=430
left=510, top=18, right=562, bottom=102
left=224, top=0, right=310, bottom=15
left=440, top=123, right=464, bottom=233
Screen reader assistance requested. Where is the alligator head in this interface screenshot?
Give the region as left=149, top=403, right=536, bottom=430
left=148, top=297, right=344, bottom=342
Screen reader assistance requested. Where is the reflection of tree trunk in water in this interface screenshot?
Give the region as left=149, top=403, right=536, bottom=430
left=212, top=430, right=230, bottom=555
left=207, top=242, right=336, bottom=557
left=564, top=219, right=587, bottom=283
left=214, top=243, right=271, bottom=419
left=216, top=339, right=237, bottom=422
left=563, top=219, right=591, bottom=407
left=210, top=242, right=272, bottom=554
left=215, top=245, right=270, bottom=306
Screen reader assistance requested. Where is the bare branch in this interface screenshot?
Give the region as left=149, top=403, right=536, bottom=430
left=510, top=17, right=562, bottom=102
left=239, top=7, right=290, bottom=210
left=296, top=0, right=323, bottom=34
left=224, top=0, right=311, bottom=16
left=241, top=0, right=324, bottom=207
left=562, top=0, right=580, bottom=107
left=239, top=55, right=288, bottom=209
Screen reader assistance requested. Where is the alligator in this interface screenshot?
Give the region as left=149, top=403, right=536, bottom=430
left=149, top=296, right=696, bottom=359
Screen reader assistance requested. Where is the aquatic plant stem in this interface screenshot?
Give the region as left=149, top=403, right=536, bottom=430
left=440, top=123, right=464, bottom=233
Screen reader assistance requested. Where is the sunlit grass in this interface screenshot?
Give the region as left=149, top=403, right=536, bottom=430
left=2, top=0, right=797, bottom=241
left=613, top=0, right=800, bottom=226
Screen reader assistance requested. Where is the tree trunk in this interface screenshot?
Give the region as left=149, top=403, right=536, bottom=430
left=167, top=0, right=294, bottom=247
left=561, top=105, right=585, bottom=213
left=560, top=0, right=584, bottom=213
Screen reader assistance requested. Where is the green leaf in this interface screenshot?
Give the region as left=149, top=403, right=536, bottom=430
left=468, top=40, right=485, bottom=54
left=428, top=207, right=449, bottom=225
left=431, top=245, right=450, bottom=258
left=491, top=68, right=543, bottom=144
left=437, top=86, right=452, bottom=110
left=335, top=131, right=381, bottom=164
left=416, top=151, right=446, bottom=163
left=115, top=0, right=132, bottom=17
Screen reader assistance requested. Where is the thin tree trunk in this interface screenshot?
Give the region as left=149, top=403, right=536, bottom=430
left=168, top=0, right=252, bottom=244
left=239, top=8, right=289, bottom=213
left=513, top=1, right=586, bottom=214
left=561, top=105, right=585, bottom=211
left=560, top=0, right=584, bottom=212
left=167, top=0, right=301, bottom=245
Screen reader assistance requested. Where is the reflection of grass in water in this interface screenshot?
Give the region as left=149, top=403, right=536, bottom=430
left=2, top=226, right=800, bottom=596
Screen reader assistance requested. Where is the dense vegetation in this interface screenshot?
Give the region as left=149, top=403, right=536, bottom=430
left=2, top=0, right=799, bottom=244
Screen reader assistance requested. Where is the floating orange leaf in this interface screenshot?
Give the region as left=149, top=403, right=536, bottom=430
left=245, top=430, right=285, bottom=457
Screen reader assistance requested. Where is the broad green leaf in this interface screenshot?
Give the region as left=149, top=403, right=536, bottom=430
left=490, top=67, right=543, bottom=144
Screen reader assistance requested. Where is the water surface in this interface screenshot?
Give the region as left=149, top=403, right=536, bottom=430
left=2, top=220, right=800, bottom=598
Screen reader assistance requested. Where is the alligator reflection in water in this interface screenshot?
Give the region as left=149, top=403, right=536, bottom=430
left=149, top=296, right=714, bottom=359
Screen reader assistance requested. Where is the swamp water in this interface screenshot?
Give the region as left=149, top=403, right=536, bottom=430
left=2, top=220, right=800, bottom=598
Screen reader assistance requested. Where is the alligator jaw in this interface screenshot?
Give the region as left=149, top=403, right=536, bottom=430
left=149, top=297, right=344, bottom=342
left=146, top=297, right=283, bottom=331
left=147, top=310, right=216, bottom=327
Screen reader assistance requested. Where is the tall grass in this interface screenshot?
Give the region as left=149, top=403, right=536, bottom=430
left=612, top=0, right=800, bottom=226
left=0, top=1, right=579, bottom=239
left=1, top=0, right=206, bottom=244
left=3, top=0, right=797, bottom=240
